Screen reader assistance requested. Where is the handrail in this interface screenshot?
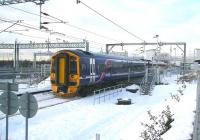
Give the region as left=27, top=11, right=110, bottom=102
left=93, top=84, right=123, bottom=105
left=140, top=67, right=156, bottom=95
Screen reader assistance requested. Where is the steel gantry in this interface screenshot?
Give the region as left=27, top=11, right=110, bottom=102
left=106, top=42, right=187, bottom=74
left=0, top=0, right=47, bottom=6
left=0, top=40, right=89, bottom=71
left=0, top=41, right=89, bottom=49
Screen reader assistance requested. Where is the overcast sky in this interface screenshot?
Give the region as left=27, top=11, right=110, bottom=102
left=0, top=0, right=199, bottom=56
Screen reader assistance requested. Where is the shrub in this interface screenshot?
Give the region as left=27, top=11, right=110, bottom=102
left=140, top=106, right=174, bottom=140
left=170, top=92, right=180, bottom=102
left=177, top=73, right=197, bottom=84
left=170, top=83, right=186, bottom=102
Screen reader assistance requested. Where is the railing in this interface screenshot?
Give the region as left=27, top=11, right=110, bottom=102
left=149, top=71, right=156, bottom=96
left=0, top=65, right=50, bottom=85
left=140, top=68, right=156, bottom=95
left=93, top=84, right=123, bottom=105
left=139, top=75, right=146, bottom=94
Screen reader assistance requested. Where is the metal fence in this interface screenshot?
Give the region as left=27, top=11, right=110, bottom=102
left=93, top=84, right=123, bottom=105
left=0, top=64, right=50, bottom=85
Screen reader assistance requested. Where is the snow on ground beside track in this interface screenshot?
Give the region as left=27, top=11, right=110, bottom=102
left=0, top=75, right=197, bottom=140
left=17, top=77, right=51, bottom=94
left=0, top=77, right=51, bottom=95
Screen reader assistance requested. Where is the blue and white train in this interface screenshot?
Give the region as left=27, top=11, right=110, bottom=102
left=50, top=49, right=147, bottom=97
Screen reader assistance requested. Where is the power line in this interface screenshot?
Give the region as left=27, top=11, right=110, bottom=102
left=0, top=17, right=105, bottom=45
left=0, top=17, right=48, bottom=33
left=41, top=12, right=119, bottom=42
left=7, top=5, right=58, bottom=22
left=41, top=12, right=66, bottom=23
left=77, top=0, right=145, bottom=42
left=6, top=5, right=120, bottom=42
left=0, top=20, right=20, bottom=34
left=4, top=30, right=49, bottom=40
left=65, top=23, right=119, bottom=42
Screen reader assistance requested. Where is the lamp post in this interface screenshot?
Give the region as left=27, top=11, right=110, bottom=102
left=153, top=35, right=160, bottom=84
left=173, top=47, right=176, bottom=65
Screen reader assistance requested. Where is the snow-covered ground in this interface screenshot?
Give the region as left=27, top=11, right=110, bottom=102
left=0, top=77, right=51, bottom=95
left=17, top=77, right=51, bottom=94
left=0, top=75, right=197, bottom=140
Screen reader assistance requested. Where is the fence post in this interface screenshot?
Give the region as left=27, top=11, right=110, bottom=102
left=96, top=133, right=100, bottom=140
left=93, top=91, right=95, bottom=105
left=113, top=86, right=115, bottom=97
left=104, top=88, right=105, bottom=102
left=99, top=90, right=100, bottom=104
left=193, top=70, right=200, bottom=140
left=109, top=89, right=110, bottom=100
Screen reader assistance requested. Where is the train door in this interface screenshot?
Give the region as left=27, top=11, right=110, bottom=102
left=90, top=58, right=96, bottom=83
left=58, top=58, right=65, bottom=84
left=55, top=55, right=69, bottom=86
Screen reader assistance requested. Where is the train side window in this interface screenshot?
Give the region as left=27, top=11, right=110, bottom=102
left=99, top=64, right=104, bottom=73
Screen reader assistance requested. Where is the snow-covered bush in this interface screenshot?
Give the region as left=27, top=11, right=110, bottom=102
left=140, top=106, right=174, bottom=140
left=170, top=83, right=186, bottom=102
left=177, top=82, right=186, bottom=95
left=170, top=92, right=180, bottom=102
left=177, top=73, right=197, bottom=84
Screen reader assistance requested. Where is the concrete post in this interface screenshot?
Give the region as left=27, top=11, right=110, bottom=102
left=13, top=41, right=17, bottom=69
left=193, top=70, right=200, bottom=140
left=183, top=43, right=186, bottom=74
left=85, top=40, right=89, bottom=52
left=33, top=53, right=36, bottom=70
left=106, top=44, right=109, bottom=54
left=13, top=41, right=19, bottom=71
left=96, top=133, right=100, bottom=140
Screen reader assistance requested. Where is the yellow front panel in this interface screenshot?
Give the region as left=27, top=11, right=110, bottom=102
left=59, top=58, right=65, bottom=84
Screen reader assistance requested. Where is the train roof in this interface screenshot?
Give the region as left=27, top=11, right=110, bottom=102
left=63, top=49, right=146, bottom=63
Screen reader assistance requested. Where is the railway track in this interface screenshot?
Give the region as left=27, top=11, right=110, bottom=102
left=0, top=90, right=81, bottom=120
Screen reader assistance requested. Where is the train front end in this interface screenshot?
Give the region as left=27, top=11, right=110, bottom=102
left=50, top=50, right=80, bottom=97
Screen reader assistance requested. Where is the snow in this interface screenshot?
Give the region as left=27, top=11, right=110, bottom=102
left=0, top=75, right=197, bottom=140
left=0, top=77, right=51, bottom=96
left=17, top=77, right=51, bottom=94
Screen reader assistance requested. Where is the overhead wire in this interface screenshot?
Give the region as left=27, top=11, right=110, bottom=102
left=64, top=23, right=119, bottom=42
left=5, top=2, right=150, bottom=53
left=0, top=20, right=19, bottom=34
left=6, top=5, right=120, bottom=42
left=0, top=17, right=50, bottom=33
left=77, top=0, right=146, bottom=42
left=0, top=17, right=105, bottom=48
left=7, top=5, right=58, bottom=22
left=0, top=18, right=61, bottom=42
left=4, top=30, right=49, bottom=40
left=41, top=12, right=66, bottom=23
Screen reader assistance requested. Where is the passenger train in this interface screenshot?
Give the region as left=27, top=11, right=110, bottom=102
left=50, top=49, right=147, bottom=97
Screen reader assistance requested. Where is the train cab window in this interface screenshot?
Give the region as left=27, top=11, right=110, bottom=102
left=51, top=59, right=55, bottom=72
left=70, top=59, right=77, bottom=74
